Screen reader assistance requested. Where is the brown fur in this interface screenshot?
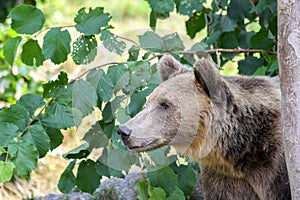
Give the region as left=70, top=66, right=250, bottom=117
left=118, top=55, right=291, bottom=199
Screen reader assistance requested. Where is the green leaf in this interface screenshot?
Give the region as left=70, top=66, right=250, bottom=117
left=63, top=143, right=90, bottom=159
left=102, top=102, right=114, bottom=123
left=96, top=147, right=124, bottom=178
left=238, top=56, right=264, bottom=75
left=170, top=164, right=196, bottom=196
left=191, top=41, right=208, bottom=51
left=42, top=93, right=80, bottom=130
left=100, top=30, right=126, bottom=55
left=41, top=110, right=75, bottom=131
left=267, top=60, right=278, bottom=76
left=137, top=180, right=149, bottom=200
left=0, top=104, right=30, bottom=131
left=21, top=39, right=45, bottom=67
left=149, top=10, right=157, bottom=30
left=250, top=28, right=274, bottom=50
left=186, top=12, right=205, bottom=39
left=127, top=91, right=147, bottom=117
left=3, top=36, right=22, bottom=65
left=42, top=28, right=71, bottom=64
left=95, top=160, right=110, bottom=177
left=0, top=147, right=6, bottom=156
left=147, top=0, right=174, bottom=15
left=139, top=31, right=163, bottom=52
left=220, top=32, right=238, bottom=49
left=162, top=33, right=185, bottom=51
left=76, top=159, right=101, bottom=194
left=228, top=0, right=252, bottom=21
left=111, top=127, right=127, bottom=150
left=147, top=146, right=174, bottom=167
left=147, top=166, right=178, bottom=195
left=58, top=160, right=76, bottom=193
left=101, top=120, right=115, bottom=140
left=107, top=64, right=130, bottom=92
left=175, top=0, right=204, bottom=16
left=220, top=15, right=237, bottom=32
left=107, top=147, right=139, bottom=172
left=72, top=79, right=97, bottom=117
left=149, top=187, right=166, bottom=200
left=43, top=126, right=64, bottom=150
left=126, top=61, right=151, bottom=93
left=8, top=140, right=38, bottom=178
left=42, top=71, right=68, bottom=98
left=74, top=7, right=111, bottom=35
left=166, top=187, right=185, bottom=200
left=0, top=123, right=20, bottom=147
left=206, top=31, right=221, bottom=46
left=128, top=46, right=140, bottom=62
left=23, top=124, right=50, bottom=158
left=0, top=161, right=15, bottom=183
left=116, top=108, right=131, bottom=124
left=238, top=30, right=255, bottom=49
left=251, top=0, right=277, bottom=14
left=18, top=93, right=45, bottom=116
left=87, top=69, right=115, bottom=102
left=253, top=67, right=266, bottom=76
left=83, top=123, right=109, bottom=150
left=8, top=4, right=45, bottom=34
left=72, top=35, right=97, bottom=65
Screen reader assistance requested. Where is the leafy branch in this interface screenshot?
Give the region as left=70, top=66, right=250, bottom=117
left=70, top=46, right=277, bottom=84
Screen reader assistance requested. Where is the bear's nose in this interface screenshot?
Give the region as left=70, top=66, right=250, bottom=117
left=117, top=125, right=132, bottom=139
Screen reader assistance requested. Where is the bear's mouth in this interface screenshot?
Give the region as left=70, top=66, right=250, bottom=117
left=127, top=139, right=168, bottom=153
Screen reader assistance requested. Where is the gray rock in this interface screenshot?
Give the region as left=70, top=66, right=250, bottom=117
left=35, top=191, right=94, bottom=200
left=93, top=173, right=146, bottom=200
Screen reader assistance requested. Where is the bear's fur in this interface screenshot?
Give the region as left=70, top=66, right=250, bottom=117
left=118, top=55, right=291, bottom=200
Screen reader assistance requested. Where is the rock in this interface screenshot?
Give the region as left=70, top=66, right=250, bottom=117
left=36, top=191, right=94, bottom=200
left=93, top=173, right=146, bottom=200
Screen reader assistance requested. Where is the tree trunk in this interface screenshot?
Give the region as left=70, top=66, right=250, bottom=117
left=278, top=1, right=300, bottom=199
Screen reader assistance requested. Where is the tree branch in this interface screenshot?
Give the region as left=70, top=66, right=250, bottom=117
left=69, top=48, right=276, bottom=84
left=177, top=48, right=277, bottom=56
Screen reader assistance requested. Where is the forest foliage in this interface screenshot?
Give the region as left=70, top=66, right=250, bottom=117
left=0, top=0, right=277, bottom=198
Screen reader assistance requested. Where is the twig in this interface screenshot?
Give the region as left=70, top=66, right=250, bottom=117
left=177, top=48, right=277, bottom=56
left=34, top=25, right=75, bottom=38
left=69, top=62, right=127, bottom=84
left=68, top=53, right=164, bottom=84
left=69, top=48, right=276, bottom=84
left=112, top=33, right=140, bottom=46
left=248, top=0, right=259, bottom=16
left=216, top=50, right=221, bottom=69
left=18, top=99, right=53, bottom=139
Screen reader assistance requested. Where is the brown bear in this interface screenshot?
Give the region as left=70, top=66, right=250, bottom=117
left=117, top=55, right=291, bottom=200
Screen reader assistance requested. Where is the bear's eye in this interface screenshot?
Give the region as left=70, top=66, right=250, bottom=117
left=159, top=101, right=169, bottom=109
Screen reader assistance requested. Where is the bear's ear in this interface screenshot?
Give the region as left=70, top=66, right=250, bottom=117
left=157, top=55, right=189, bottom=81
left=194, top=59, right=227, bottom=102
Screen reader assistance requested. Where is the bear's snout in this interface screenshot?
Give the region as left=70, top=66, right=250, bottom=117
left=117, top=125, right=132, bottom=141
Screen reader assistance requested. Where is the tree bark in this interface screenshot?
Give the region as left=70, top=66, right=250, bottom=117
left=278, top=1, right=300, bottom=199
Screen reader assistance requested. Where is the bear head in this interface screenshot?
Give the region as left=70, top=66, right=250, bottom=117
left=118, top=55, right=229, bottom=158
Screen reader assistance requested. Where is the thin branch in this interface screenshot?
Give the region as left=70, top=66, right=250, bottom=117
left=69, top=62, right=127, bottom=84
left=34, top=25, right=75, bottom=38
left=216, top=50, right=221, bottom=69
left=69, top=48, right=276, bottom=84
left=113, top=33, right=157, bottom=57
left=18, top=99, right=53, bottom=139
left=177, top=48, right=277, bottom=56
left=248, top=0, right=259, bottom=16
left=68, top=53, right=164, bottom=84
left=112, top=33, right=140, bottom=46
